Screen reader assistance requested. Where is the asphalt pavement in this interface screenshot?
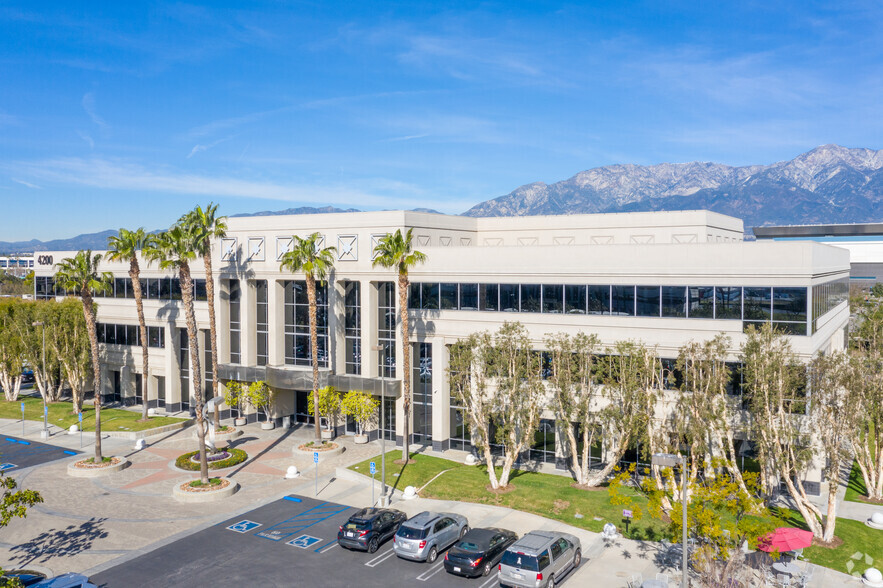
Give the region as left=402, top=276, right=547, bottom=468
left=0, top=434, right=80, bottom=473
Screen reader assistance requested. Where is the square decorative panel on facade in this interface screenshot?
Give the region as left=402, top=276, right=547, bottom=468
left=247, top=237, right=265, bottom=261
left=220, top=238, right=238, bottom=261
left=370, top=234, right=387, bottom=260
left=337, top=235, right=358, bottom=261
left=275, top=237, right=293, bottom=260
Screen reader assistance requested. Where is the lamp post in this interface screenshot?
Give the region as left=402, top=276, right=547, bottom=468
left=372, top=344, right=388, bottom=507
left=652, top=452, right=688, bottom=588
left=32, top=321, right=47, bottom=439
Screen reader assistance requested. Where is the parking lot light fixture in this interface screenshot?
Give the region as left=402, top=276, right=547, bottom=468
left=372, top=344, right=388, bottom=507
left=652, top=452, right=688, bottom=588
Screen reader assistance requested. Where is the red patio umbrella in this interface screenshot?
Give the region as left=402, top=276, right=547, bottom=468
left=757, top=527, right=813, bottom=553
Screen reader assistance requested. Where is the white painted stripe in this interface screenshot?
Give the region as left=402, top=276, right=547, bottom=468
left=416, top=561, right=446, bottom=582
left=365, top=548, right=396, bottom=568
left=319, top=543, right=338, bottom=554
left=480, top=574, right=500, bottom=588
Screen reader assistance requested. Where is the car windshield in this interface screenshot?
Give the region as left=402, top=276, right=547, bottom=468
left=343, top=521, right=370, bottom=531
left=455, top=541, right=483, bottom=552
left=397, top=526, right=427, bottom=540
left=501, top=551, right=539, bottom=571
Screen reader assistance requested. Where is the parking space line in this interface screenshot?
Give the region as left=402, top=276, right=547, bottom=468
left=312, top=538, right=337, bottom=553
left=416, top=561, right=445, bottom=581
left=317, top=542, right=338, bottom=554
left=479, top=574, right=499, bottom=588
left=255, top=502, right=350, bottom=542
left=364, top=547, right=396, bottom=567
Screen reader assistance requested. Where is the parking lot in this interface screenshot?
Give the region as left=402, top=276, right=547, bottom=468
left=0, top=435, right=79, bottom=473
left=90, top=495, right=584, bottom=588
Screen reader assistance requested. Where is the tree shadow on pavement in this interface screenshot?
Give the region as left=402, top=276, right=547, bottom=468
left=9, top=517, right=109, bottom=568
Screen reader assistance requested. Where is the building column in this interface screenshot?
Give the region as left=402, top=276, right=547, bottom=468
left=269, top=279, right=285, bottom=366
left=330, top=278, right=346, bottom=375
left=431, top=338, right=449, bottom=452
left=242, top=279, right=256, bottom=366
left=362, top=280, right=378, bottom=377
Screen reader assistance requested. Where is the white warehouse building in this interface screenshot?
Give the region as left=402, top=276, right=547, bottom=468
left=32, top=209, right=850, bottom=489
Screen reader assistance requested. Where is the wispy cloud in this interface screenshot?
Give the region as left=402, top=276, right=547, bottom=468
left=187, top=135, right=233, bottom=158
left=5, top=157, right=474, bottom=212
left=379, top=133, right=430, bottom=143
left=11, top=178, right=41, bottom=189
left=77, top=130, right=94, bottom=149
left=82, top=92, right=109, bottom=130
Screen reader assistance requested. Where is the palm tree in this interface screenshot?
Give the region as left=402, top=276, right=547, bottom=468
left=147, top=226, right=210, bottom=484
left=179, top=203, right=227, bottom=429
left=106, top=228, right=155, bottom=422
left=54, top=251, right=112, bottom=462
left=372, top=229, right=426, bottom=463
left=279, top=233, right=336, bottom=440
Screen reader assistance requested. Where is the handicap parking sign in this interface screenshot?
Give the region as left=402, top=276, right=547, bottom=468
left=370, top=461, right=376, bottom=475
left=287, top=534, right=322, bottom=549
left=226, top=520, right=262, bottom=533
left=313, top=452, right=319, bottom=463
left=0, top=464, right=16, bottom=472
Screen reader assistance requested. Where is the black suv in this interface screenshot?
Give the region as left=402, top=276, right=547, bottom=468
left=337, top=508, right=407, bottom=553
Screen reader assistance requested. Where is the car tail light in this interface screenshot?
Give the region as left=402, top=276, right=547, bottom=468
left=444, top=553, right=449, bottom=561
left=536, top=573, right=543, bottom=581
left=418, top=540, right=427, bottom=549
left=498, top=564, right=501, bottom=571
left=470, top=557, right=482, bottom=567
left=338, top=526, right=343, bottom=532
left=359, top=530, right=369, bottom=537
left=393, top=536, right=396, bottom=543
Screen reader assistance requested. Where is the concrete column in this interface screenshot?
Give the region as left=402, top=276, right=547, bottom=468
left=363, top=280, right=378, bottom=377
left=269, top=279, right=285, bottom=366
left=218, top=279, right=230, bottom=363
left=242, top=279, right=256, bottom=366
left=431, top=338, right=449, bottom=452
left=329, top=278, right=345, bottom=375
left=165, top=324, right=181, bottom=409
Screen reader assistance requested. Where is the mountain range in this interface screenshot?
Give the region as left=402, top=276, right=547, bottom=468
left=464, top=144, right=883, bottom=229
left=3, top=145, right=882, bottom=254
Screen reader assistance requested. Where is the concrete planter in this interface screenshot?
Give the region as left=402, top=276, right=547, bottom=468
left=234, top=417, right=247, bottom=426
left=353, top=434, right=369, bottom=445
left=321, top=430, right=334, bottom=440
left=172, top=478, right=239, bottom=503
left=260, top=421, right=275, bottom=430
left=294, top=443, right=344, bottom=460
left=67, top=456, right=130, bottom=478
left=191, top=426, right=242, bottom=445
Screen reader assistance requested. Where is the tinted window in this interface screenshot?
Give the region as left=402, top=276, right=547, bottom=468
left=743, top=287, right=772, bottom=320
left=459, top=284, right=478, bottom=310
left=500, top=284, right=519, bottom=312
left=344, top=521, right=370, bottom=531
left=773, top=287, right=807, bottom=322
left=688, top=286, right=714, bottom=318
left=550, top=542, right=562, bottom=559
left=587, top=285, right=610, bottom=314
left=661, top=286, right=687, bottom=318
left=715, top=287, right=741, bottom=319
left=542, top=285, right=563, bottom=314
left=480, top=284, right=498, bottom=311
left=520, top=284, right=541, bottom=313
left=501, top=551, right=538, bottom=571
left=409, top=283, right=421, bottom=309
left=440, top=283, right=458, bottom=310
left=565, top=285, right=586, bottom=314
left=397, top=526, right=428, bottom=540
left=456, top=541, right=482, bottom=552
left=636, top=286, right=660, bottom=317
left=421, top=283, right=439, bottom=310
left=611, top=286, right=634, bottom=316
left=537, top=550, right=551, bottom=570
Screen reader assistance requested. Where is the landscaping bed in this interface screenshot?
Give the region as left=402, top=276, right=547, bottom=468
left=4, top=395, right=186, bottom=432
left=175, top=448, right=247, bottom=471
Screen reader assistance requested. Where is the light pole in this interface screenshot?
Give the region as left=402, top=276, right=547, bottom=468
left=652, top=452, right=688, bottom=588
left=32, top=321, right=47, bottom=439
left=372, top=344, right=388, bottom=507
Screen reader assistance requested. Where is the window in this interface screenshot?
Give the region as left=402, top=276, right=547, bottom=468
left=147, top=326, right=164, bottom=348
left=688, top=286, right=714, bottom=318
left=636, top=286, right=660, bottom=317
left=565, top=285, right=586, bottom=314
left=542, top=284, right=563, bottom=314
left=520, top=284, right=541, bottom=313
left=500, top=284, right=519, bottom=312
left=203, top=329, right=213, bottom=400
left=550, top=542, right=563, bottom=559
left=537, top=550, right=551, bottom=570
left=228, top=279, right=241, bottom=364
left=344, top=281, right=361, bottom=375
left=193, top=279, right=207, bottom=301
left=743, top=287, right=772, bottom=320
left=588, top=285, right=610, bottom=314
left=459, top=283, right=478, bottom=310
left=530, top=419, right=556, bottom=463
left=479, top=283, right=498, bottom=311
left=420, top=283, right=439, bottom=310
left=179, top=329, right=190, bottom=411
left=97, top=323, right=164, bottom=348
left=412, top=342, right=432, bottom=442
left=611, top=286, right=635, bottom=316
left=661, top=286, right=686, bottom=318
left=440, top=283, right=458, bottom=310
left=256, top=280, right=268, bottom=366
left=715, top=287, right=741, bottom=319
left=377, top=282, right=396, bottom=377
left=285, top=280, right=329, bottom=368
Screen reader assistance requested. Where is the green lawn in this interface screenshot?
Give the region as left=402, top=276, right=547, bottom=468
left=2, top=394, right=186, bottom=432
left=843, top=460, right=881, bottom=505
left=348, top=450, right=667, bottom=539
left=350, top=451, right=883, bottom=576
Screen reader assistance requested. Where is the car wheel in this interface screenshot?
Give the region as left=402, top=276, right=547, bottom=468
left=427, top=546, right=438, bottom=563
left=573, top=549, right=581, bottom=568
left=482, top=561, right=492, bottom=576
left=460, top=525, right=468, bottom=538
left=368, top=537, right=379, bottom=553
left=547, top=574, right=555, bottom=588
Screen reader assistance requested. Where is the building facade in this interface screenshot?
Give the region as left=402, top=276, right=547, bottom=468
left=33, top=210, right=850, bottom=488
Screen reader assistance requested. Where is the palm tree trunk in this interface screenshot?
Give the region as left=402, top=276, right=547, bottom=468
left=398, top=273, right=411, bottom=462
left=130, top=260, right=150, bottom=421
left=81, top=291, right=103, bottom=462
left=203, top=253, right=221, bottom=430
left=180, top=265, right=209, bottom=484
left=307, top=274, right=321, bottom=440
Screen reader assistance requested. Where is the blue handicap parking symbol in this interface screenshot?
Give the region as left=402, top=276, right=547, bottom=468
left=313, top=452, right=319, bottom=463
left=369, top=461, right=376, bottom=475
left=0, top=464, right=16, bottom=472
left=286, top=534, right=322, bottom=549
left=226, top=520, right=262, bottom=533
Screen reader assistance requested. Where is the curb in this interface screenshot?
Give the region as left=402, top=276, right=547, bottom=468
left=104, top=419, right=193, bottom=440
left=293, top=444, right=345, bottom=460
left=67, top=457, right=130, bottom=478
left=172, top=479, right=239, bottom=503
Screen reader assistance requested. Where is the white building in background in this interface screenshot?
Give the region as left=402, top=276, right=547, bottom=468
left=0, top=254, right=35, bottom=278
left=32, top=209, right=850, bottom=492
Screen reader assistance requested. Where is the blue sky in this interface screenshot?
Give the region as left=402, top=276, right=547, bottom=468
left=1, top=1, right=881, bottom=241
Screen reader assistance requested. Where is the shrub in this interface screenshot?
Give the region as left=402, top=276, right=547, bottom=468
left=176, top=448, right=247, bottom=471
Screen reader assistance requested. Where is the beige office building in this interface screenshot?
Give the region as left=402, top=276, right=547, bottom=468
left=33, top=209, right=850, bottom=490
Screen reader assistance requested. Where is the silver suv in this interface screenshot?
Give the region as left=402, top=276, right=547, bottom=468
left=393, top=511, right=469, bottom=563
left=498, top=531, right=582, bottom=588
